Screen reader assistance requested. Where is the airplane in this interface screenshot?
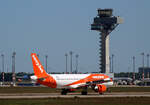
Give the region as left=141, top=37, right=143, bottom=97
left=30, top=53, right=113, bottom=95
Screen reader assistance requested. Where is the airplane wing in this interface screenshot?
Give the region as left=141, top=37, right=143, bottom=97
left=68, top=78, right=112, bottom=89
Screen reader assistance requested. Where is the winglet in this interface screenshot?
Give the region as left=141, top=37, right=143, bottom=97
left=31, top=53, right=48, bottom=78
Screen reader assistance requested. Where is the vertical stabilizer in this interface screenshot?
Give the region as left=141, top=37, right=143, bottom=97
left=31, top=53, right=48, bottom=78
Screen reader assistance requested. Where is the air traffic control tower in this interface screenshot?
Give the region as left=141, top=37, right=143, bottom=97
left=91, top=9, right=123, bottom=76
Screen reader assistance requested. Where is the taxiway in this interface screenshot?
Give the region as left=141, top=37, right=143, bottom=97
left=0, top=92, right=150, bottom=99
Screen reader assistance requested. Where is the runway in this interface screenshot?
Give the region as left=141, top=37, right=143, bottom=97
left=0, top=92, right=150, bottom=99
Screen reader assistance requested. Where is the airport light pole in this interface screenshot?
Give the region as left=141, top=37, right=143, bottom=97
left=70, top=51, right=73, bottom=74
left=1, top=54, right=4, bottom=84
left=147, top=54, right=149, bottom=78
left=75, top=54, right=79, bottom=74
left=141, top=53, right=145, bottom=80
left=147, top=54, right=149, bottom=67
left=132, top=56, right=135, bottom=80
left=45, top=55, right=48, bottom=72
left=1, top=54, right=4, bottom=72
left=111, top=54, right=114, bottom=73
left=65, top=53, right=68, bottom=73
left=12, top=52, right=16, bottom=86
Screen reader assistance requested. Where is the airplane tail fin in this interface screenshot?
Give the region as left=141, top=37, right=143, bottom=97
left=31, top=53, right=48, bottom=78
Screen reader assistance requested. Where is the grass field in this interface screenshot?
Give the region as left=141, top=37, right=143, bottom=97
left=0, top=86, right=150, bottom=93
left=0, top=97, right=150, bottom=105
left=0, top=87, right=150, bottom=105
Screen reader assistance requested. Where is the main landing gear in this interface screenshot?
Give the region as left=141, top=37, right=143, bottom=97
left=81, top=87, right=88, bottom=95
left=61, top=89, right=68, bottom=95
left=61, top=87, right=88, bottom=95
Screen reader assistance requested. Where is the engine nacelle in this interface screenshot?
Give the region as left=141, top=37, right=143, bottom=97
left=94, top=84, right=107, bottom=94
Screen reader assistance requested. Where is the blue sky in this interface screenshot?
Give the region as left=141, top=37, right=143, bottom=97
left=0, top=0, right=150, bottom=73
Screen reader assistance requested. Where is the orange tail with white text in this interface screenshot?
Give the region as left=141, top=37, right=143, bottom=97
left=31, top=53, right=57, bottom=88
left=31, top=53, right=48, bottom=78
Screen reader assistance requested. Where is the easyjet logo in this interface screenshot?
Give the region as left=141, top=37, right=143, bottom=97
left=32, top=55, right=43, bottom=73
left=92, top=76, right=104, bottom=79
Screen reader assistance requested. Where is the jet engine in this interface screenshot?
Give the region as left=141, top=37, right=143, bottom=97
left=94, top=84, right=107, bottom=94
